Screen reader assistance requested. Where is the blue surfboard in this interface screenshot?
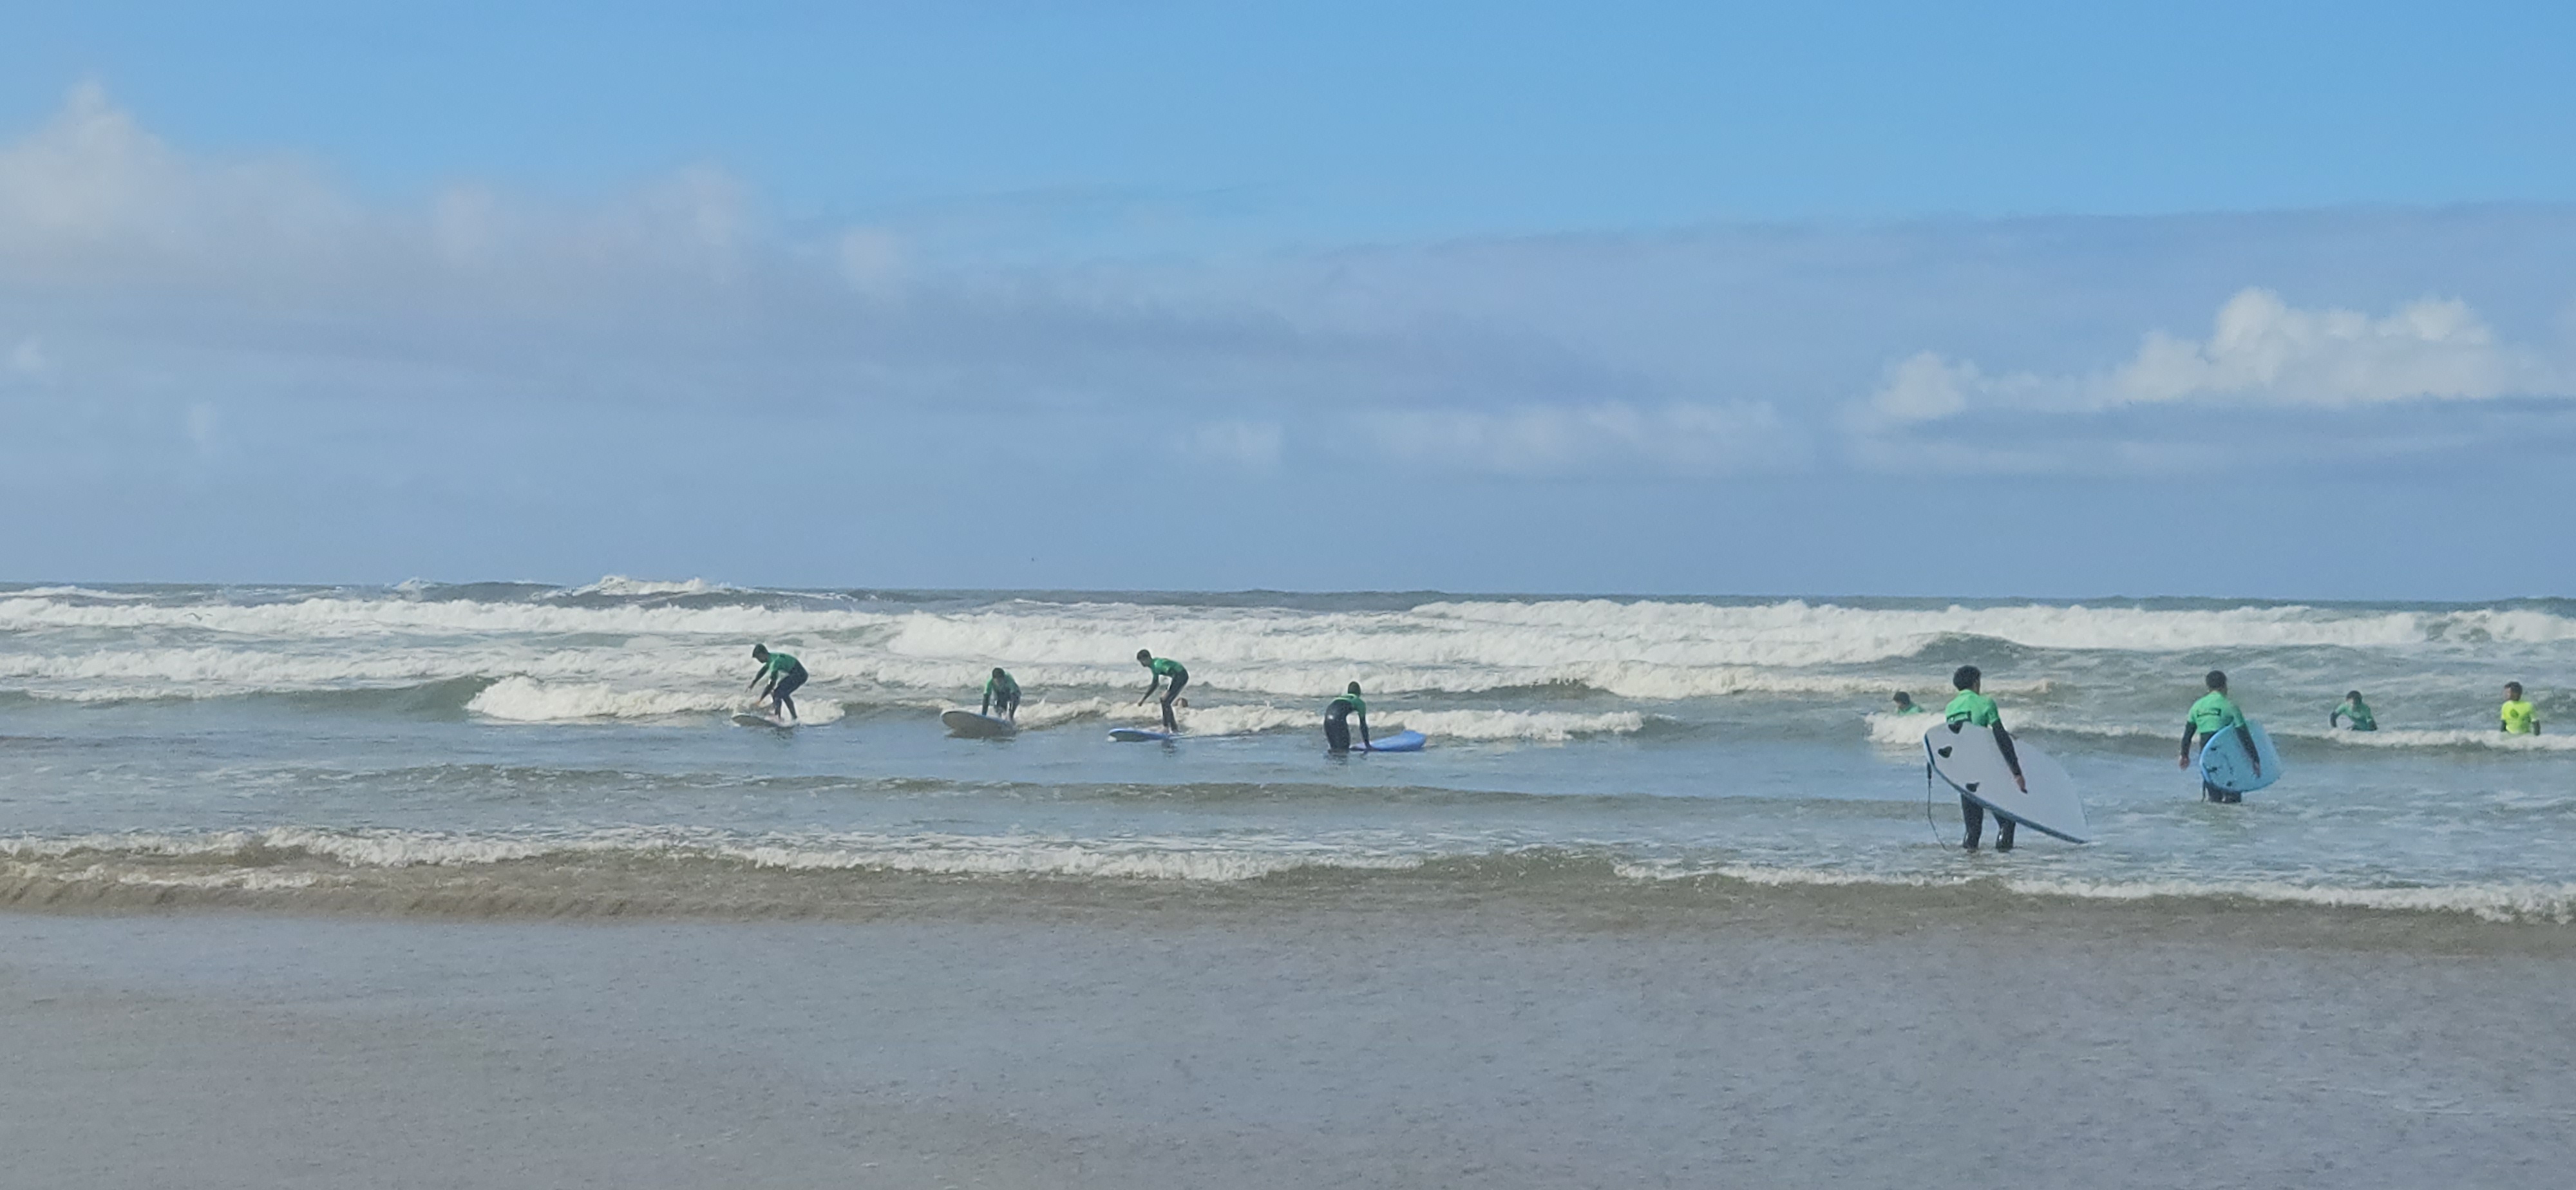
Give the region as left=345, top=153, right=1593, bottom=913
left=1360, top=730, right=1426, bottom=753
left=1109, top=727, right=1179, bottom=742
left=2198, top=721, right=2282, bottom=794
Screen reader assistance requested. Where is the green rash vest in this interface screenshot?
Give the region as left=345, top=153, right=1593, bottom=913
left=985, top=672, right=1018, bottom=698
left=2336, top=700, right=2376, bottom=731
left=1895, top=704, right=1927, bottom=715
left=2502, top=699, right=2539, bottom=735
left=1328, top=692, right=1367, bottom=717
left=2189, top=692, right=2245, bottom=734
left=760, top=652, right=799, bottom=677
left=1944, top=690, right=2000, bottom=728
left=1147, top=657, right=1186, bottom=679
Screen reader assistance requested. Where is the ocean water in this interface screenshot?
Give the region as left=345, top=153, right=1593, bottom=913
left=3, top=580, right=2573, bottom=923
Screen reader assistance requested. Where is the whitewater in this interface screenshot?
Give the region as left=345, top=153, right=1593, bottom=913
left=2, top=580, right=2572, bottom=922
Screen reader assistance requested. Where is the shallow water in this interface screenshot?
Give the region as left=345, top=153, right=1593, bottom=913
left=2, top=581, right=2571, bottom=922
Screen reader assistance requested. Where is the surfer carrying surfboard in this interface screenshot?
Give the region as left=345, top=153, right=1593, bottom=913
left=1324, top=682, right=1373, bottom=753
left=746, top=644, right=806, bottom=722
left=981, top=668, right=1021, bottom=724
left=2179, top=670, right=2257, bottom=802
left=1944, top=666, right=2026, bottom=851
left=1136, top=650, right=1188, bottom=733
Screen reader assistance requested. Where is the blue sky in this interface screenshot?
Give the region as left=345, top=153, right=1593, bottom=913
left=3, top=2, right=2574, bottom=596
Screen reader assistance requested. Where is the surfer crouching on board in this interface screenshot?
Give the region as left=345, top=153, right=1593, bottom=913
left=1325, top=682, right=1372, bottom=753
left=981, top=667, right=1021, bottom=724
left=2179, top=670, right=2257, bottom=802
left=747, top=644, right=807, bottom=722
left=1136, top=650, right=1188, bottom=733
left=1945, top=666, right=2026, bottom=851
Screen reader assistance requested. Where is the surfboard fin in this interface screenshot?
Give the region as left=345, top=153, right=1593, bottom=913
left=1936, top=746, right=1953, bottom=758
left=1964, top=782, right=1980, bottom=793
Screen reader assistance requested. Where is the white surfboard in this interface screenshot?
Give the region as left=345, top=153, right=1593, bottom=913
left=733, top=712, right=795, bottom=730
left=942, top=710, right=1016, bottom=738
left=1923, top=721, right=2089, bottom=844
left=1108, top=726, right=1179, bottom=742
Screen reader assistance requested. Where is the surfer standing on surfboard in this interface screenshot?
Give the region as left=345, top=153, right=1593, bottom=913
left=746, top=644, right=806, bottom=722
left=1945, top=665, right=2025, bottom=851
left=1136, top=650, right=1188, bottom=733
left=981, top=668, right=1021, bottom=724
left=2179, top=670, right=2258, bottom=802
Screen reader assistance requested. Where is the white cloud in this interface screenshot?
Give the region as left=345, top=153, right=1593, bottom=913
left=1373, top=401, right=1804, bottom=478
left=1858, top=287, right=2564, bottom=431
left=1182, top=419, right=1284, bottom=469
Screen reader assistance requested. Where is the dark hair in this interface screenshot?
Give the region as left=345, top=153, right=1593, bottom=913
left=2206, top=670, right=2228, bottom=691
left=2345, top=690, right=2363, bottom=701
left=1951, top=666, right=1980, bottom=690
left=1136, top=649, right=1153, bottom=663
left=751, top=644, right=768, bottom=659
left=1346, top=681, right=1362, bottom=695
left=992, top=667, right=1007, bottom=679
left=2506, top=681, right=2524, bottom=697
left=1892, top=691, right=1914, bottom=706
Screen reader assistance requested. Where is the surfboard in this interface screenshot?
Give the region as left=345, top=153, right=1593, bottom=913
left=942, top=710, right=1016, bottom=738
left=2197, top=721, right=2282, bottom=794
left=1923, top=721, right=2089, bottom=844
left=1359, top=730, right=1426, bottom=753
left=732, top=712, right=794, bottom=730
left=1108, top=727, right=1179, bottom=742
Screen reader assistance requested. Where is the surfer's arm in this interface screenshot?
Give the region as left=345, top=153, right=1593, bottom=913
left=1991, top=724, right=2026, bottom=791
left=1138, top=677, right=1162, bottom=705
left=2236, top=722, right=2260, bottom=774
left=1358, top=710, right=1371, bottom=746
left=2179, top=724, right=2200, bottom=767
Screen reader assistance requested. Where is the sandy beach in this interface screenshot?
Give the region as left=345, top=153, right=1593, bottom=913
left=3, top=887, right=2570, bottom=1189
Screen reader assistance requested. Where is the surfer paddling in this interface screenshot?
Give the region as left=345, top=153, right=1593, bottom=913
left=2179, top=670, right=2258, bottom=802
left=1136, top=650, right=1188, bottom=733
left=746, top=644, right=806, bottom=723
left=1324, top=681, right=1373, bottom=753
left=981, top=667, right=1021, bottom=724
left=1945, top=665, right=2025, bottom=851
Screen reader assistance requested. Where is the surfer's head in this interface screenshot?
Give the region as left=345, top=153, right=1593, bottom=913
left=2346, top=690, right=2364, bottom=703
left=2506, top=681, right=2524, bottom=699
left=1347, top=681, right=1362, bottom=696
left=1891, top=692, right=1915, bottom=710
left=1951, top=665, right=1980, bottom=691
left=992, top=667, right=1007, bottom=681
left=2206, top=670, right=2228, bottom=691
left=751, top=644, right=770, bottom=661
left=1136, top=649, right=1154, bottom=665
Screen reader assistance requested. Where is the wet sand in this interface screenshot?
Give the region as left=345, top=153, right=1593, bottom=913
left=1, top=894, right=2570, bottom=1189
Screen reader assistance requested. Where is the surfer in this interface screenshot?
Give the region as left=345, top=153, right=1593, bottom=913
left=2179, top=670, right=2257, bottom=802
left=981, top=667, right=1021, bottom=724
left=1891, top=692, right=1926, bottom=715
left=1944, top=665, right=2025, bottom=851
left=2330, top=690, right=2376, bottom=732
left=2500, top=683, right=2541, bottom=735
left=746, top=644, right=806, bottom=722
left=1136, top=650, right=1188, bottom=733
left=1324, top=682, right=1373, bottom=753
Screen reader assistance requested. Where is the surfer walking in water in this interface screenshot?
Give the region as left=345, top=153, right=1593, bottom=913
left=1944, top=665, right=2026, bottom=851
left=1136, top=650, right=1188, bottom=733
left=2331, top=690, right=2376, bottom=732
left=2501, top=682, right=2541, bottom=735
left=981, top=667, right=1021, bottom=724
left=2179, top=670, right=2258, bottom=802
left=1324, top=682, right=1372, bottom=753
left=746, top=644, right=806, bottom=722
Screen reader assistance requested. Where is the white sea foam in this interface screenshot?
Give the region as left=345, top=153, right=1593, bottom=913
left=464, top=676, right=846, bottom=723
left=1618, top=862, right=2576, bottom=923
left=544, top=575, right=737, bottom=599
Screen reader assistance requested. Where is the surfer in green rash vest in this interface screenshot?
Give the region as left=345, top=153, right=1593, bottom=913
left=2501, top=682, right=2541, bottom=735
left=2330, top=690, right=2376, bottom=732
left=2179, top=669, right=2257, bottom=802
left=746, top=644, right=806, bottom=722
left=1135, top=650, right=1188, bottom=733
left=1891, top=691, right=1926, bottom=715
left=1944, top=665, right=2025, bottom=851
left=980, top=667, right=1021, bottom=724
left=1324, top=682, right=1372, bottom=753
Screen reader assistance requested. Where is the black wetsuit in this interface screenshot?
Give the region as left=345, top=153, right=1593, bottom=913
left=1324, top=695, right=1368, bottom=753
